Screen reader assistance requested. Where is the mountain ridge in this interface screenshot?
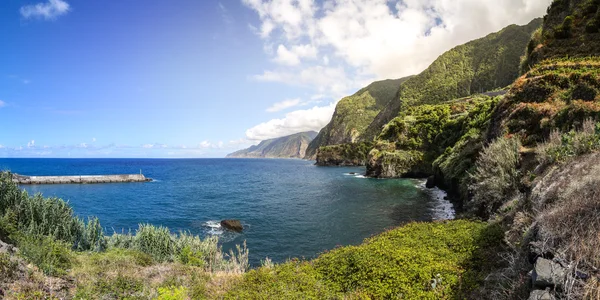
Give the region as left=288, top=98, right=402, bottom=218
left=227, top=131, right=318, bottom=159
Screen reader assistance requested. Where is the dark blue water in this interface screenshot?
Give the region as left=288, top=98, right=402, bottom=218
left=0, top=158, right=453, bottom=266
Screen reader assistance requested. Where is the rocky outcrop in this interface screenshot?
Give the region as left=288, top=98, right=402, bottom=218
left=315, top=142, right=372, bottom=166
left=528, top=289, right=555, bottom=300
left=220, top=220, right=243, bottom=232
left=531, top=258, right=566, bottom=288
left=227, top=131, right=317, bottom=159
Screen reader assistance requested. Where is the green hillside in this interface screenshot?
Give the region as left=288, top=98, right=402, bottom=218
left=304, top=78, right=411, bottom=159
left=363, top=18, right=543, bottom=139
left=227, top=131, right=318, bottom=159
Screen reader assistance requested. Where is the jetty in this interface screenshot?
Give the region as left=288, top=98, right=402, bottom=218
left=12, top=173, right=151, bottom=185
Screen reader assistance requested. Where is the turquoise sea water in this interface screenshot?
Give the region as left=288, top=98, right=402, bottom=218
left=0, top=158, right=453, bottom=266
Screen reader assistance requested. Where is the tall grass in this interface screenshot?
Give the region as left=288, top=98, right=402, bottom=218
left=469, top=136, right=522, bottom=218
left=106, top=226, right=248, bottom=273
left=0, top=172, right=104, bottom=251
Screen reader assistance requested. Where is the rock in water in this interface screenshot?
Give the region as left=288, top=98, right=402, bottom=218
left=220, top=220, right=243, bottom=232
left=425, top=176, right=436, bottom=189
left=532, top=258, right=566, bottom=288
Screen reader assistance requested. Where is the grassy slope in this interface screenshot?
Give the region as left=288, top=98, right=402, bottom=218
left=304, top=78, right=411, bottom=159
left=363, top=19, right=542, bottom=140
left=224, top=221, right=503, bottom=299
left=227, top=131, right=318, bottom=159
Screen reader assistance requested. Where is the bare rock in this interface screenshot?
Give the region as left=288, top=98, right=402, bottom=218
left=425, top=176, right=435, bottom=188
left=528, top=289, right=554, bottom=300
left=220, top=220, right=243, bottom=232
left=532, top=258, right=565, bottom=288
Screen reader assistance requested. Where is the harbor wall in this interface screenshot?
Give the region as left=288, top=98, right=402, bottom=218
left=12, top=174, right=150, bottom=184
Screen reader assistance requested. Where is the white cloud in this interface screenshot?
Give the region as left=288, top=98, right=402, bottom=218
left=243, top=0, right=550, bottom=83
left=0, top=100, right=5, bottom=108
left=253, top=65, right=362, bottom=97
left=92, top=137, right=96, bottom=142
left=20, top=0, right=70, bottom=20
left=0, top=145, right=4, bottom=149
left=246, top=103, right=335, bottom=140
left=199, top=141, right=212, bottom=148
left=27, top=140, right=35, bottom=148
left=266, top=98, right=302, bottom=112
left=142, top=143, right=168, bottom=149
left=273, top=44, right=318, bottom=66
left=79, top=143, right=88, bottom=148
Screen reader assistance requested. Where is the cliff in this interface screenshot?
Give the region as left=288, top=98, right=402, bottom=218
left=304, top=78, right=411, bottom=159
left=226, top=131, right=318, bottom=159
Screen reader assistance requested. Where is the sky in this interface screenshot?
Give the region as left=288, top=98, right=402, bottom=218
left=0, top=0, right=552, bottom=158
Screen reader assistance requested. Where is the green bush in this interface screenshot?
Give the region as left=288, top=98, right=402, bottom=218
left=225, top=220, right=504, bottom=299
left=469, top=136, right=522, bottom=217
left=75, top=273, right=147, bottom=299
left=16, top=233, right=73, bottom=276
left=178, top=245, right=204, bottom=268
left=157, top=286, right=188, bottom=300
left=536, top=118, right=600, bottom=164
left=555, top=15, right=575, bottom=39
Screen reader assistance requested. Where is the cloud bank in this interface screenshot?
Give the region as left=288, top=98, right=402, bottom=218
left=242, top=0, right=551, bottom=140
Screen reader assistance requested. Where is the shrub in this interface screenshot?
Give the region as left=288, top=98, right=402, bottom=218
left=469, top=136, right=522, bottom=217
left=0, top=252, right=17, bottom=282
left=536, top=118, right=600, bottom=163
left=16, top=233, right=73, bottom=276
left=157, top=286, right=188, bottom=300
left=75, top=273, right=147, bottom=299
left=133, top=224, right=176, bottom=262
left=554, top=16, right=575, bottom=39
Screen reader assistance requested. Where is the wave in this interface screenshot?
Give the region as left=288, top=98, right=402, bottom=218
left=415, top=179, right=455, bottom=220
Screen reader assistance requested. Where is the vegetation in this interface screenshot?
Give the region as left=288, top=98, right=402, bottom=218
left=315, top=142, right=373, bottom=166
left=526, top=0, right=600, bottom=67
left=536, top=117, right=600, bottom=164
left=225, top=220, right=504, bottom=299
left=468, top=137, right=522, bottom=218
left=305, top=78, right=411, bottom=158
left=493, top=57, right=600, bottom=146
left=366, top=95, right=500, bottom=179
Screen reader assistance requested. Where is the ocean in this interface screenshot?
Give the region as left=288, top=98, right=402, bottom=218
left=0, top=158, right=453, bottom=266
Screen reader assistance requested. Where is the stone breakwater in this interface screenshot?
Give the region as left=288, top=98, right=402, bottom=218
left=12, top=174, right=151, bottom=184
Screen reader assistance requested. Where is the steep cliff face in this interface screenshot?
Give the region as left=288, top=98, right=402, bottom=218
left=362, top=19, right=543, bottom=139
left=315, top=142, right=373, bottom=166
left=304, top=78, right=412, bottom=159
left=523, top=0, right=600, bottom=70
left=226, top=131, right=317, bottom=159
left=365, top=95, right=500, bottom=179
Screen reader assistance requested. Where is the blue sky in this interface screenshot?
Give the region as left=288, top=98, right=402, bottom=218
left=0, top=0, right=551, bottom=158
